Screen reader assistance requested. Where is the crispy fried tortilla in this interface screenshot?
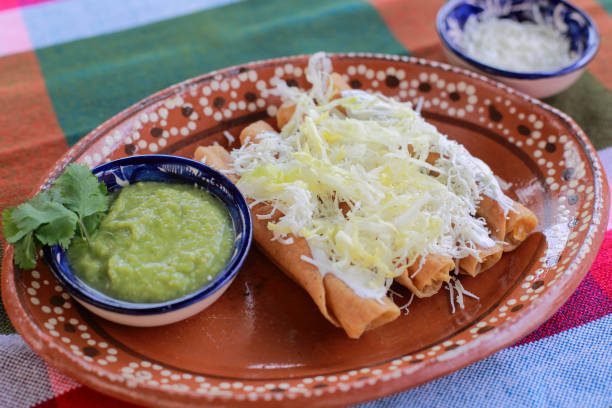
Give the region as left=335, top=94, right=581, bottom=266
left=504, top=201, right=538, bottom=252
left=193, top=68, right=538, bottom=337
left=395, top=254, right=454, bottom=298
left=458, top=196, right=506, bottom=277
left=194, top=142, right=400, bottom=339
left=458, top=196, right=537, bottom=276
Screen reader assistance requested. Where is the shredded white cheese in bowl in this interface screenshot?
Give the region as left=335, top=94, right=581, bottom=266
left=436, top=0, right=599, bottom=97
left=458, top=15, right=578, bottom=73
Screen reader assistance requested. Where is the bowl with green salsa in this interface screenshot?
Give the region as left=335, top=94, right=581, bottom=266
left=43, top=155, right=252, bottom=326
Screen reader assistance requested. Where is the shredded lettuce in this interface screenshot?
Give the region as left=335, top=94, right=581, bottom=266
left=229, top=54, right=514, bottom=299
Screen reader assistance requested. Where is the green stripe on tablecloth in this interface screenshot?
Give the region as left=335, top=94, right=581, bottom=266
left=597, top=0, right=612, bottom=14
left=545, top=72, right=612, bottom=151
left=35, top=0, right=406, bottom=146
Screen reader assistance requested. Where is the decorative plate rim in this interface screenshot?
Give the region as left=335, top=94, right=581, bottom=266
left=2, top=52, right=609, bottom=408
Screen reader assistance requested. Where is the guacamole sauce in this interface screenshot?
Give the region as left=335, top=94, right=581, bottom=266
left=67, top=181, right=234, bottom=303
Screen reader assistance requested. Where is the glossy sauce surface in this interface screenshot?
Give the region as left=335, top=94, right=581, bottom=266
left=68, top=181, right=234, bottom=303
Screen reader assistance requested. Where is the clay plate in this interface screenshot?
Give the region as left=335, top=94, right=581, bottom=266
left=2, top=54, right=609, bottom=407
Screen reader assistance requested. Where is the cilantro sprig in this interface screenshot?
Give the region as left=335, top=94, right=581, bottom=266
left=2, top=164, right=109, bottom=269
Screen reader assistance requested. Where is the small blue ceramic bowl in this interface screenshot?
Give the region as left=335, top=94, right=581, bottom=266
left=44, top=155, right=252, bottom=327
left=436, top=0, right=599, bottom=98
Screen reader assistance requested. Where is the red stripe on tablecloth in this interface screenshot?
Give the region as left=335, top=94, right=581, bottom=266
left=590, top=229, right=612, bottom=298
left=367, top=0, right=447, bottom=60
left=45, top=363, right=80, bottom=399
left=0, top=0, right=59, bottom=12
left=0, top=0, right=20, bottom=12
left=514, top=232, right=612, bottom=346
left=33, top=386, right=141, bottom=408
left=0, top=50, right=67, bottom=213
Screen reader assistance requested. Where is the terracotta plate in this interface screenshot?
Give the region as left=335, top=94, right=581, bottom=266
left=2, top=54, right=609, bottom=407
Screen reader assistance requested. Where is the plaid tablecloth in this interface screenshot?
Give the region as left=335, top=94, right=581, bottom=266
left=1, top=0, right=611, bottom=407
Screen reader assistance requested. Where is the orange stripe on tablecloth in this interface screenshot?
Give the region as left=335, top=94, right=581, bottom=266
left=367, top=0, right=447, bottom=60
left=0, top=50, right=67, bottom=212
left=572, top=0, right=612, bottom=89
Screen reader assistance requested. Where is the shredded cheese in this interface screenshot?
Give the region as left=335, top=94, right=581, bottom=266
left=445, top=276, right=480, bottom=313
left=229, top=53, right=513, bottom=300
left=446, top=281, right=456, bottom=314
left=223, top=130, right=235, bottom=145
left=400, top=293, right=415, bottom=315
left=459, top=16, right=577, bottom=72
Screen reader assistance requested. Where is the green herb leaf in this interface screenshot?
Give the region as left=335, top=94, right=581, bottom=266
left=34, top=205, right=78, bottom=248
left=4, top=194, right=73, bottom=242
left=82, top=212, right=104, bottom=237
left=2, top=207, right=27, bottom=243
left=13, top=232, right=38, bottom=270
left=2, top=163, right=109, bottom=270
left=53, top=163, right=109, bottom=220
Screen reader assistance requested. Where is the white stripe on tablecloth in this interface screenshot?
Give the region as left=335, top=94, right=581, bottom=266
left=356, top=314, right=612, bottom=408
left=0, top=334, right=54, bottom=408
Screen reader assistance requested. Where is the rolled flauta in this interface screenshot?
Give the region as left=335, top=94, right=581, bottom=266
left=194, top=144, right=236, bottom=174
left=458, top=195, right=506, bottom=277
left=194, top=132, right=400, bottom=339
left=328, top=72, right=352, bottom=98
left=395, top=254, right=454, bottom=298
left=458, top=195, right=538, bottom=276
left=504, top=201, right=538, bottom=252
left=276, top=101, right=296, bottom=130
left=338, top=184, right=453, bottom=298
left=239, top=120, right=275, bottom=146
left=251, top=200, right=400, bottom=339
left=276, top=72, right=351, bottom=129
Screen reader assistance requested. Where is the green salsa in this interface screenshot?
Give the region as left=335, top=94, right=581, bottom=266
left=67, top=181, right=234, bottom=303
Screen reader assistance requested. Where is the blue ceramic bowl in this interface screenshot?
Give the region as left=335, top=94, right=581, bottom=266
left=44, top=155, right=252, bottom=327
left=436, top=0, right=599, bottom=98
